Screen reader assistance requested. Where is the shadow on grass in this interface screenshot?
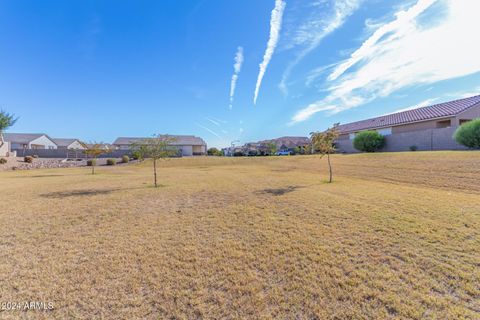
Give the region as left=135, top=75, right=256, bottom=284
left=15, top=174, right=67, bottom=178
left=41, top=186, right=150, bottom=199
left=257, top=185, right=303, bottom=196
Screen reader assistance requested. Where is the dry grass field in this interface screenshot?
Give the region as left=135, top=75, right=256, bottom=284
left=0, top=152, right=479, bottom=319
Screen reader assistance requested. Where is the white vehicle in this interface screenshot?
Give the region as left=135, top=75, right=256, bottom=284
left=276, top=150, right=291, bottom=156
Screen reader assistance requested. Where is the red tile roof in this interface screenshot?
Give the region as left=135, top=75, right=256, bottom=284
left=336, top=95, right=480, bottom=134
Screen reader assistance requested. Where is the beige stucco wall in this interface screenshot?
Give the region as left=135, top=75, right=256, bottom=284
left=0, top=141, right=10, bottom=156
left=391, top=118, right=455, bottom=133
left=455, top=103, right=480, bottom=126
left=29, top=136, right=58, bottom=149
left=192, top=145, right=206, bottom=154
left=68, top=140, right=86, bottom=150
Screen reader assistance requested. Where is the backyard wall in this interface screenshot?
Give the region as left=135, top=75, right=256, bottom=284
left=336, top=127, right=467, bottom=153
left=12, top=149, right=133, bottom=159
left=0, top=141, right=10, bottom=157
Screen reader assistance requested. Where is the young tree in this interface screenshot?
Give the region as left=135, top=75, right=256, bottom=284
left=310, top=125, right=340, bottom=183
left=132, top=135, right=177, bottom=188
left=84, top=142, right=111, bottom=175
left=266, top=142, right=277, bottom=156
left=0, top=110, right=18, bottom=148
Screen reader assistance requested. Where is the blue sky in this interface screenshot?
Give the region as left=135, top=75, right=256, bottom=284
left=1, top=0, right=479, bottom=148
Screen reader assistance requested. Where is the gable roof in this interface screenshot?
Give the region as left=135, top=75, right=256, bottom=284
left=53, top=138, right=82, bottom=147
left=336, top=95, right=480, bottom=134
left=85, top=143, right=112, bottom=149
left=113, top=135, right=206, bottom=146
left=3, top=133, right=56, bottom=144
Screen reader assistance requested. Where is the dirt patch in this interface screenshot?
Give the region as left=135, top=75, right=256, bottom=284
left=258, top=185, right=303, bottom=196
left=41, top=189, right=117, bottom=198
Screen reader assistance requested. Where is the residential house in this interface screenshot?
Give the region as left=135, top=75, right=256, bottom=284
left=225, top=136, right=311, bottom=156
left=335, top=95, right=480, bottom=153
left=85, top=143, right=113, bottom=150
left=222, top=146, right=244, bottom=157
left=258, top=136, right=311, bottom=154
left=53, top=138, right=86, bottom=150
left=4, top=133, right=58, bottom=150
left=113, top=135, right=207, bottom=156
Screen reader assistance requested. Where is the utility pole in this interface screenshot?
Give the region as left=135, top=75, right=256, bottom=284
left=230, top=140, right=240, bottom=157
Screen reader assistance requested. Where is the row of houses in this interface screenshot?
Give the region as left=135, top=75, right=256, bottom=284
left=0, top=134, right=207, bottom=157
left=1, top=95, right=479, bottom=158
left=225, top=95, right=480, bottom=155
left=223, top=136, right=310, bottom=156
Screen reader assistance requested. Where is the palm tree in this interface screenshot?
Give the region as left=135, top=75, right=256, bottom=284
left=0, top=110, right=18, bottom=148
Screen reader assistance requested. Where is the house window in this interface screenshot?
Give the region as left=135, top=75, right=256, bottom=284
left=459, top=119, right=471, bottom=125
left=436, top=120, right=451, bottom=128
left=349, top=133, right=356, bottom=140
left=377, top=127, right=392, bottom=136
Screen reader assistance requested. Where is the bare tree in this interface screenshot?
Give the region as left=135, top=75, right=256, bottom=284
left=0, top=110, right=18, bottom=148
left=310, top=125, right=340, bottom=183
left=131, top=135, right=177, bottom=187
left=84, top=142, right=111, bottom=175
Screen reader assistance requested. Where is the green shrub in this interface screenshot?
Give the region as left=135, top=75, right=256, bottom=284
left=121, top=155, right=130, bottom=163
left=0, top=158, right=7, bottom=164
left=409, top=145, right=418, bottom=151
left=131, top=151, right=142, bottom=160
left=24, top=156, right=33, bottom=163
left=87, top=159, right=97, bottom=166
left=353, top=131, right=385, bottom=152
left=454, top=119, right=480, bottom=149
left=106, top=159, right=116, bottom=166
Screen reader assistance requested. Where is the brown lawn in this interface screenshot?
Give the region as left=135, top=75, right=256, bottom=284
left=0, top=152, right=479, bottom=319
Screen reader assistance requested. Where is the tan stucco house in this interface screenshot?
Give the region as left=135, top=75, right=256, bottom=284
left=4, top=133, right=58, bottom=150
left=335, top=95, right=480, bottom=152
left=53, top=138, right=86, bottom=150
left=113, top=135, right=207, bottom=156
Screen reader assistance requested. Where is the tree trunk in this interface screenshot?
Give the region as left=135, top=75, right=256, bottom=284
left=92, top=164, right=95, bottom=175
left=153, top=158, right=157, bottom=187
left=327, top=153, right=333, bottom=183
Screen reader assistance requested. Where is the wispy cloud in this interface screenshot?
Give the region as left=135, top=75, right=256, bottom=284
left=229, top=47, right=244, bottom=110
left=80, top=14, right=102, bottom=59
left=386, top=98, right=439, bottom=115
left=254, top=0, right=286, bottom=105
left=195, top=123, right=221, bottom=138
left=279, top=0, right=361, bottom=95
left=291, top=0, right=480, bottom=123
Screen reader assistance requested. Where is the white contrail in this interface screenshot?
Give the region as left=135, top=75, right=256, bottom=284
left=229, top=47, right=244, bottom=110
left=196, top=123, right=221, bottom=138
left=253, top=0, right=286, bottom=105
left=205, top=117, right=220, bottom=126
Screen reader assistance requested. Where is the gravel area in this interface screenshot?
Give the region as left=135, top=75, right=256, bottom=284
left=0, top=157, right=134, bottom=171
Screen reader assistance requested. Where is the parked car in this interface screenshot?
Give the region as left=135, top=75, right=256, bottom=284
left=276, top=150, right=291, bottom=156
